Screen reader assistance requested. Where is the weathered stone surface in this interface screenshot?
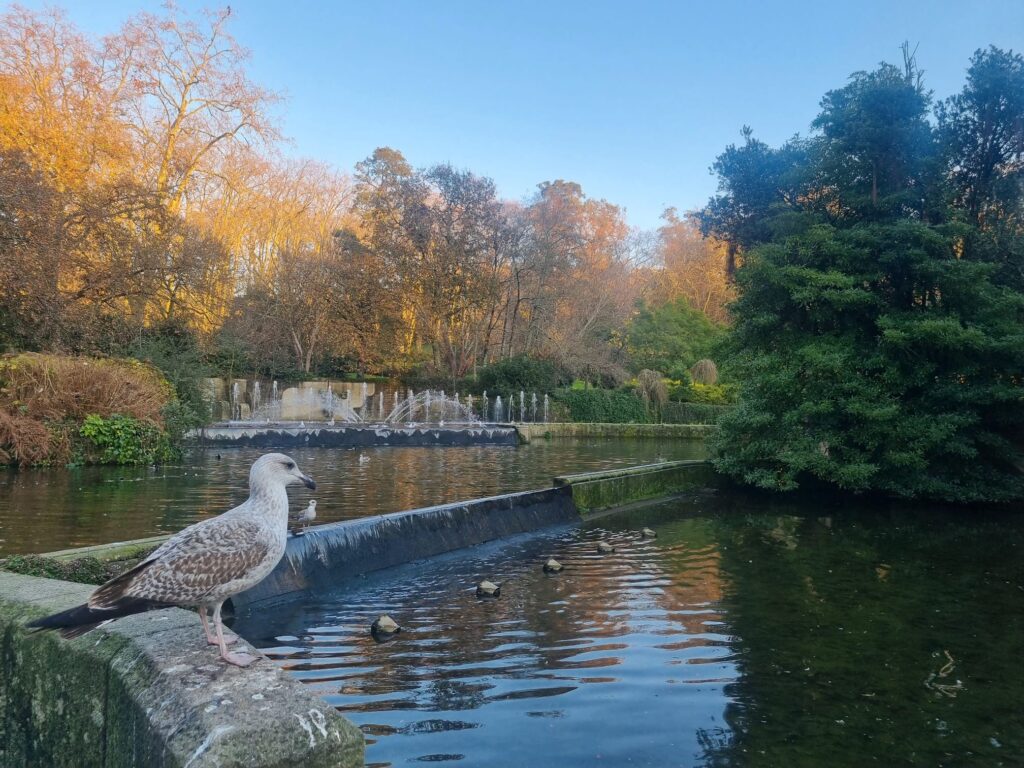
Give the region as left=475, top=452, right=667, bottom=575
left=193, top=424, right=519, bottom=448
left=554, top=460, right=718, bottom=516
left=232, top=486, right=578, bottom=609
left=0, top=572, right=364, bottom=768
left=516, top=422, right=715, bottom=443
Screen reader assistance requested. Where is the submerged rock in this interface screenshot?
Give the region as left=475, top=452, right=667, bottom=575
left=641, top=527, right=657, bottom=539
left=476, top=580, right=501, bottom=598
left=596, top=541, right=615, bottom=554
left=371, top=614, right=401, bottom=641
left=543, top=558, right=563, bottom=573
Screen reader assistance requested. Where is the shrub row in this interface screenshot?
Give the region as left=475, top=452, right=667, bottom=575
left=551, top=389, right=651, bottom=424
left=659, top=402, right=733, bottom=425
left=0, top=353, right=180, bottom=466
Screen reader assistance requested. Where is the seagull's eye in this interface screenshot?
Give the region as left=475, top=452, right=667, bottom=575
left=284, top=461, right=295, bottom=470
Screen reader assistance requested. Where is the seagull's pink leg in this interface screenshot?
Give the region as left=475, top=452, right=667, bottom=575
left=213, top=602, right=256, bottom=667
left=200, top=606, right=238, bottom=646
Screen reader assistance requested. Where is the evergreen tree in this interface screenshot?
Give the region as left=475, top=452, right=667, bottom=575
left=706, top=49, right=1024, bottom=503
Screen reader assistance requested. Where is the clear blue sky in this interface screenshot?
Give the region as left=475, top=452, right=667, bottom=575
left=18, top=0, right=1024, bottom=229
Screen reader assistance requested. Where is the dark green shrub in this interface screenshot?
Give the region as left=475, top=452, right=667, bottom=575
left=660, top=402, right=733, bottom=425
left=79, top=414, right=176, bottom=465
left=552, top=389, right=649, bottom=423
left=477, top=356, right=566, bottom=394
left=623, top=298, right=724, bottom=374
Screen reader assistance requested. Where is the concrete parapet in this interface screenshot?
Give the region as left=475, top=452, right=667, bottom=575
left=232, top=486, right=578, bottom=609
left=515, top=422, right=714, bottom=442
left=554, top=460, right=718, bottom=516
left=194, top=424, right=519, bottom=449
left=0, top=572, right=364, bottom=767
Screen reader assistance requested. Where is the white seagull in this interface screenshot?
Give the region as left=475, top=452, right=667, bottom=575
left=292, top=499, right=317, bottom=533
left=29, top=453, right=315, bottom=667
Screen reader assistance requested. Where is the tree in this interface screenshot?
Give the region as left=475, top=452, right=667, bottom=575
left=709, top=52, right=1024, bottom=503
left=622, top=297, right=723, bottom=378
left=652, top=209, right=735, bottom=324
left=698, top=127, right=811, bottom=275
left=114, top=5, right=280, bottom=216
left=812, top=46, right=934, bottom=214
left=937, top=46, right=1024, bottom=229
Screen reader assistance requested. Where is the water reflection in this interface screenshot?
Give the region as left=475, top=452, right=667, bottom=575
left=239, top=508, right=736, bottom=767
left=0, top=439, right=703, bottom=554
left=239, top=493, right=1024, bottom=768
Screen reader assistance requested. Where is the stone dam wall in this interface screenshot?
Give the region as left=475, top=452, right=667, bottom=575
left=231, top=486, right=578, bottom=610
left=195, top=423, right=519, bottom=448
left=515, top=422, right=715, bottom=442
left=2, top=460, right=715, bottom=767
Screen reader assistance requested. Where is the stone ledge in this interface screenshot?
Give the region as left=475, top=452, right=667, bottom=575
left=0, top=571, right=364, bottom=767
left=515, top=422, right=715, bottom=442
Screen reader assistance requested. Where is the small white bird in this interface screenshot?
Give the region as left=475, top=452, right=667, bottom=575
left=358, top=454, right=370, bottom=464
left=292, top=499, right=317, bottom=534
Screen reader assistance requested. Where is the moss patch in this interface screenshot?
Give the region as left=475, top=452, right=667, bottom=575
left=0, top=551, right=153, bottom=585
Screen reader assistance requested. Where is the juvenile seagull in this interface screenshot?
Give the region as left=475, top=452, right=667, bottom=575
left=292, top=499, right=317, bottom=534
left=29, top=453, right=315, bottom=667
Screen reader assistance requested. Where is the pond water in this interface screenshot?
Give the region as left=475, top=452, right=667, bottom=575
left=236, top=492, right=1024, bottom=768
left=0, top=438, right=704, bottom=555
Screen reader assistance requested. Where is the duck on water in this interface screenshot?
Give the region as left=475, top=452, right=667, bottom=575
left=28, top=453, right=316, bottom=667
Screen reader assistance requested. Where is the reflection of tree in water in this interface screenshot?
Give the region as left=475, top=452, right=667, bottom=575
left=700, top=501, right=1024, bottom=768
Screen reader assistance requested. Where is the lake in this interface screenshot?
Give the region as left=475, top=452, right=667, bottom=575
left=236, top=491, right=1024, bottom=768
left=0, top=438, right=704, bottom=554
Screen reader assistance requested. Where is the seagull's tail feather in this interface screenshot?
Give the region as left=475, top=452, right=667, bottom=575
left=27, top=598, right=167, bottom=639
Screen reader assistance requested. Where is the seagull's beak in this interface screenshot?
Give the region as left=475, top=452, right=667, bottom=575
left=301, top=474, right=316, bottom=490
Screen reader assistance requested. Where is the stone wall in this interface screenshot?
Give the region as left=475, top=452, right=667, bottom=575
left=0, top=572, right=364, bottom=768
left=195, top=424, right=519, bottom=448
left=554, top=460, right=719, bottom=516
left=515, top=422, right=715, bottom=442
left=231, top=486, right=579, bottom=610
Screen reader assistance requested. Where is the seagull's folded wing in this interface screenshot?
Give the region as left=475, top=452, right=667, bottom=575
left=89, top=516, right=270, bottom=609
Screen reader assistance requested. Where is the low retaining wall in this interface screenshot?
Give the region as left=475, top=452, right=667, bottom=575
left=195, top=424, right=518, bottom=448
left=0, top=572, right=364, bottom=768
left=554, top=460, right=718, bottom=516
left=515, top=422, right=714, bottom=442
left=232, top=486, right=577, bottom=609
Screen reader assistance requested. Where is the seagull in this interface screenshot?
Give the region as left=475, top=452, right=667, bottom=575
left=28, top=453, right=315, bottom=667
left=291, top=499, right=317, bottom=534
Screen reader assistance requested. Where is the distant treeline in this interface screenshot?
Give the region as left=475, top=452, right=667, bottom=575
left=0, top=4, right=729, bottom=386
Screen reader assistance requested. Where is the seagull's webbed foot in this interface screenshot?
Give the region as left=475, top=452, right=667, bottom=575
left=208, top=630, right=239, bottom=646
left=221, top=649, right=259, bottom=667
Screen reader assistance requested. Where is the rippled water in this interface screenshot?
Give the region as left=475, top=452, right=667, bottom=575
left=0, top=438, right=703, bottom=554
left=237, top=494, right=1024, bottom=768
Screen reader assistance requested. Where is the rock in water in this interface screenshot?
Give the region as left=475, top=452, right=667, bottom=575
left=543, top=558, right=563, bottom=573
left=597, top=541, right=615, bottom=554
left=371, top=614, right=401, bottom=641
left=641, top=527, right=657, bottom=539
left=476, top=580, right=501, bottom=598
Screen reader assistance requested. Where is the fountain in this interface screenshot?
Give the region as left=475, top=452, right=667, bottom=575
left=198, top=377, right=520, bottom=448
left=383, top=390, right=480, bottom=425
left=520, top=390, right=526, bottom=422
left=543, top=393, right=550, bottom=423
